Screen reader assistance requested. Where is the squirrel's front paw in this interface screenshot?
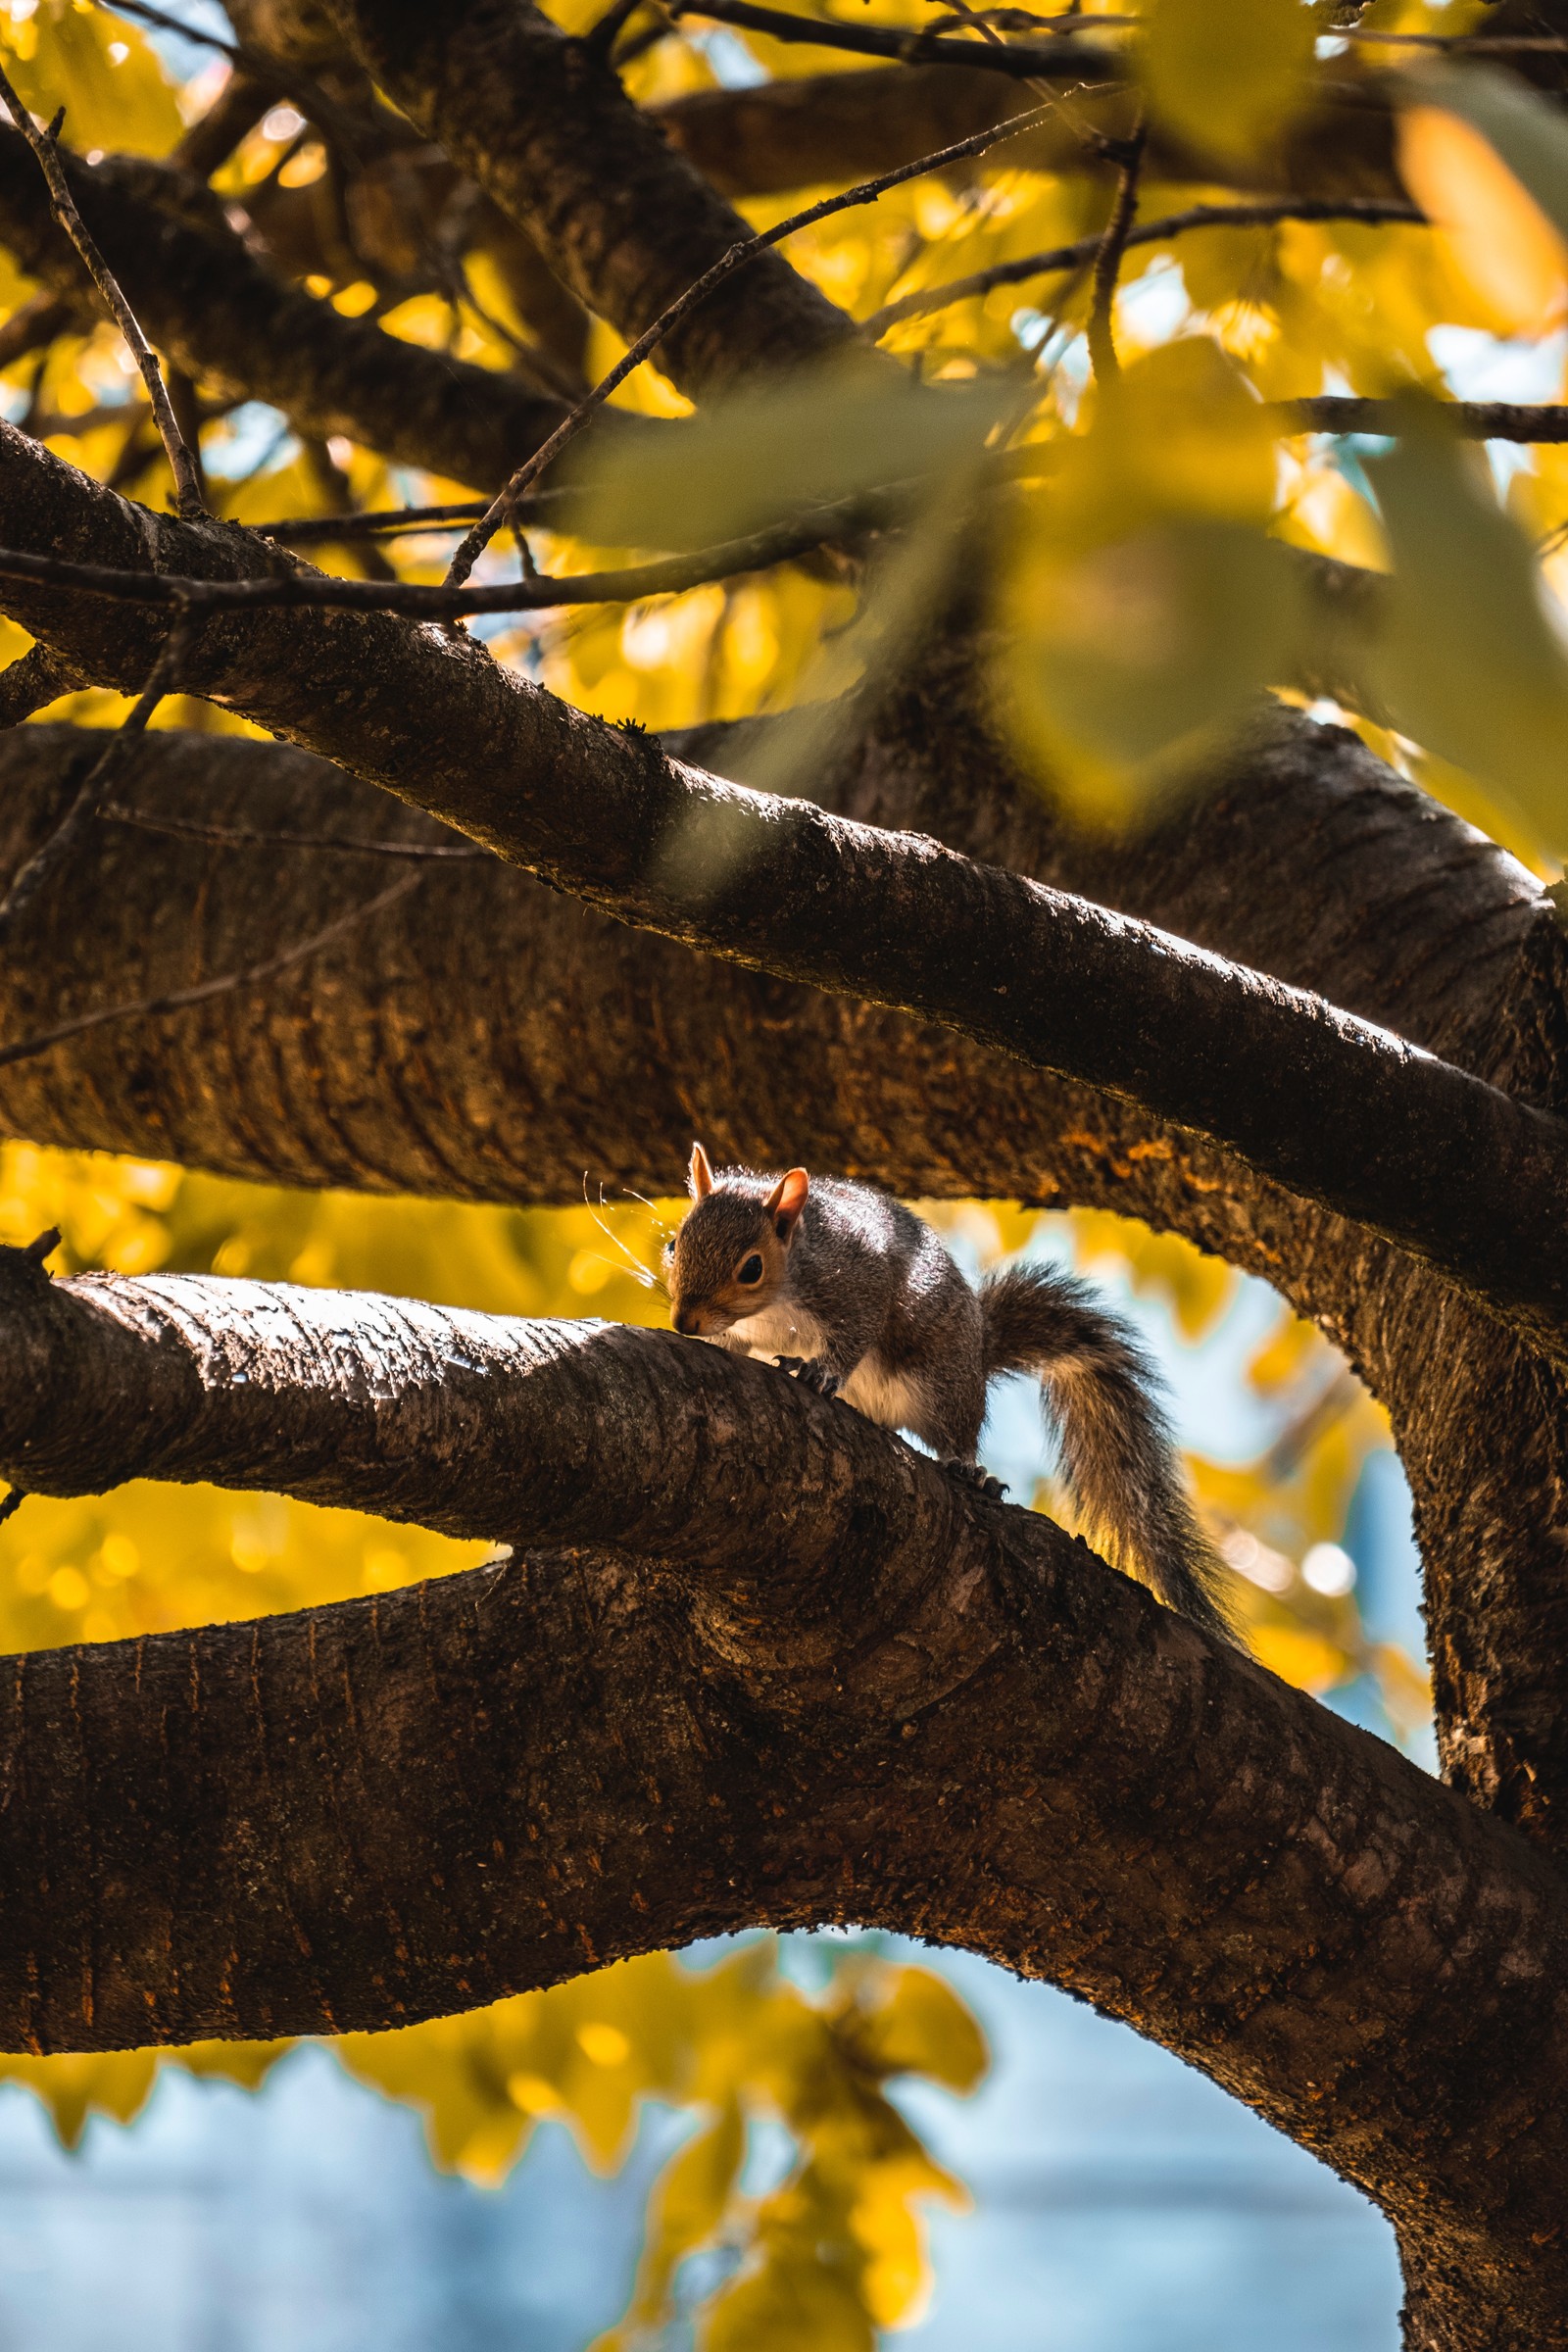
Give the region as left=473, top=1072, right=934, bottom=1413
left=942, top=1456, right=1008, bottom=1501
left=776, top=1355, right=841, bottom=1398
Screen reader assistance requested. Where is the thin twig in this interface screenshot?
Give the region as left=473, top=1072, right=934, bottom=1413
left=102, top=806, right=490, bottom=859
left=0, top=607, right=194, bottom=948
left=442, top=100, right=1054, bottom=589
left=586, top=0, right=651, bottom=53
left=1086, top=113, right=1144, bottom=388
left=862, top=197, right=1427, bottom=338
left=671, top=0, right=1122, bottom=74
left=0, top=476, right=1003, bottom=620
left=5, top=390, right=1567, bottom=632
left=0, top=871, right=422, bottom=1074
left=0, top=62, right=205, bottom=516
left=259, top=499, right=491, bottom=542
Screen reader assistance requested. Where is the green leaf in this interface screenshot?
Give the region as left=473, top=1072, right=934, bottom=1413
left=1366, top=416, right=1568, bottom=853
left=1003, top=516, right=1306, bottom=826
left=571, top=362, right=1015, bottom=553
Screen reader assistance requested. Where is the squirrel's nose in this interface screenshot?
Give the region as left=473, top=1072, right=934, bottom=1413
left=673, top=1304, right=700, bottom=1336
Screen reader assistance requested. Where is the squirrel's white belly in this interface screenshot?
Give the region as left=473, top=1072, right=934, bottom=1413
left=841, top=1354, right=928, bottom=1433
left=727, top=1312, right=928, bottom=1438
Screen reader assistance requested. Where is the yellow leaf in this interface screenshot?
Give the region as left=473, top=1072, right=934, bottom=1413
left=1397, top=105, right=1568, bottom=335
left=854, top=1967, right=987, bottom=2095
left=1366, top=416, right=1568, bottom=854
left=1141, top=0, right=1314, bottom=166
left=1251, top=1622, right=1353, bottom=1693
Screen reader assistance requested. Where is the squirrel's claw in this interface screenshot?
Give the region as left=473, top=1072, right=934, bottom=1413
left=942, top=1457, right=1008, bottom=1501
left=775, top=1354, right=841, bottom=1397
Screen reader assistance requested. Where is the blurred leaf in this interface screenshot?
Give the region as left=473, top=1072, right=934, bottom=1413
left=1141, top=0, right=1314, bottom=165
left=1005, top=514, right=1304, bottom=825
left=999, top=339, right=1308, bottom=824
left=1398, top=79, right=1568, bottom=334
left=1250, top=1621, right=1352, bottom=1691
left=1366, top=416, right=1568, bottom=853
left=598, top=2097, right=747, bottom=2349
left=572, top=361, right=1013, bottom=553
left=3, top=1, right=183, bottom=160
left=852, top=1966, right=987, bottom=2094
left=1405, top=64, right=1568, bottom=251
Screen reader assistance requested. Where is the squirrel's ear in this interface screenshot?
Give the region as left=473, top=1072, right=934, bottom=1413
left=688, top=1142, right=714, bottom=1200
left=764, top=1166, right=809, bottom=1240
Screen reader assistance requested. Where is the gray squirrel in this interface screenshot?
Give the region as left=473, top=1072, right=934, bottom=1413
left=666, top=1144, right=1237, bottom=1643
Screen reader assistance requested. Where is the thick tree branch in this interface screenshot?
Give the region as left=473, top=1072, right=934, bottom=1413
left=0, top=427, right=1563, bottom=1360
left=0, top=128, right=613, bottom=492
left=323, top=0, right=864, bottom=397
left=648, top=64, right=1403, bottom=204
left=0, top=1254, right=1563, bottom=2338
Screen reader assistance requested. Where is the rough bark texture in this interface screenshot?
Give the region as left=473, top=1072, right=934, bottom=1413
left=323, top=0, right=864, bottom=396
left=0, top=1250, right=1564, bottom=2347
left=0, top=8, right=1566, bottom=2334
left=1, top=432, right=1562, bottom=1357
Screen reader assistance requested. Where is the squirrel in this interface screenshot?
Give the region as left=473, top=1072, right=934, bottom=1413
left=666, top=1144, right=1237, bottom=1643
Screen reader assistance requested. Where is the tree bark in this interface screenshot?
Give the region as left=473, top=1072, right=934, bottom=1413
left=1, top=427, right=1564, bottom=1359
left=323, top=0, right=863, bottom=396
left=0, top=1248, right=1560, bottom=2346
left=0, top=128, right=624, bottom=492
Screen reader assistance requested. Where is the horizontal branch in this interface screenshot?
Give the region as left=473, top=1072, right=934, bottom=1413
left=0, top=716, right=1534, bottom=1272
left=0, top=1251, right=1563, bottom=2321
left=3, top=426, right=1565, bottom=1359
left=0, top=127, right=613, bottom=493
left=673, top=0, right=1124, bottom=81
left=649, top=63, right=1402, bottom=205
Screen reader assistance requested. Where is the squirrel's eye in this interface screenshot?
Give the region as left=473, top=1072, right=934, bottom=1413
left=737, top=1253, right=764, bottom=1286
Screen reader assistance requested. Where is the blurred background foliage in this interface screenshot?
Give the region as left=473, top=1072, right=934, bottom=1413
left=0, top=0, right=1529, bottom=2332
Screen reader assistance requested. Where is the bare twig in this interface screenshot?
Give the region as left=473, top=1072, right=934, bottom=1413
left=102, top=806, right=490, bottom=859
left=0, top=477, right=987, bottom=620
left=0, top=607, right=194, bottom=948
left=442, top=101, right=1054, bottom=589
left=0, top=62, right=205, bottom=516
left=670, top=0, right=1122, bottom=74
left=1086, top=113, right=1144, bottom=388
left=2, top=388, right=1565, bottom=633
left=863, top=197, right=1427, bottom=337
left=0, top=870, right=422, bottom=1073
left=586, top=0, right=652, bottom=53
left=259, top=498, right=494, bottom=542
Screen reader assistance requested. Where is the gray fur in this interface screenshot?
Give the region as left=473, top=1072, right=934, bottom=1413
left=669, top=1164, right=1237, bottom=1644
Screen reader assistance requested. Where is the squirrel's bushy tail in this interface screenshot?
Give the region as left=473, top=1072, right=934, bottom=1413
left=980, top=1262, right=1238, bottom=1644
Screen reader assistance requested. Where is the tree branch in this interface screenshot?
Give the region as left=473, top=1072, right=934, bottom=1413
left=0, top=1252, right=1563, bottom=2328
left=0, top=425, right=1563, bottom=1360
left=323, top=0, right=864, bottom=397
left=648, top=63, right=1402, bottom=205
left=0, top=127, right=620, bottom=493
